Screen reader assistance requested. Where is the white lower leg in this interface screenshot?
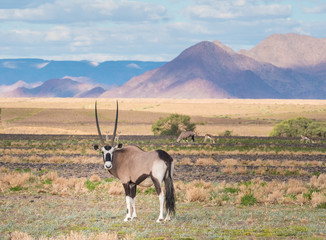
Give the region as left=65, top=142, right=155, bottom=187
left=124, top=196, right=132, bottom=222
left=156, top=192, right=164, bottom=222
left=131, top=197, right=137, bottom=219
left=165, top=210, right=171, bottom=221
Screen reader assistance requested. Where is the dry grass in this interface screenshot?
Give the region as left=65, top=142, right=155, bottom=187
left=0, top=154, right=100, bottom=164
left=108, top=181, right=125, bottom=195
left=185, top=180, right=214, bottom=202
left=220, top=166, right=310, bottom=176
left=1, top=169, right=326, bottom=239
left=220, top=158, right=238, bottom=166
left=178, top=157, right=193, bottom=165
left=196, top=157, right=217, bottom=165
left=0, top=172, right=32, bottom=188
left=1, top=98, right=326, bottom=136
left=1, top=98, right=326, bottom=116
left=10, top=231, right=133, bottom=240
left=1, top=169, right=326, bottom=207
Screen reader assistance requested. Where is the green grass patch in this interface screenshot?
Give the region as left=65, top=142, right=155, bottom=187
left=85, top=179, right=101, bottom=191
left=10, top=186, right=23, bottom=192
left=223, top=187, right=240, bottom=194
left=241, top=193, right=257, bottom=206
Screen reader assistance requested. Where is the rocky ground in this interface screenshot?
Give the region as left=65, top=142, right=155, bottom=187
left=1, top=134, right=325, bottom=183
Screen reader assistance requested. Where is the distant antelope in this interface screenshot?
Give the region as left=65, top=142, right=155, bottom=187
left=93, top=101, right=175, bottom=222
left=204, top=134, right=215, bottom=143
left=300, top=135, right=314, bottom=143
left=106, top=131, right=120, bottom=142
left=176, top=131, right=195, bottom=143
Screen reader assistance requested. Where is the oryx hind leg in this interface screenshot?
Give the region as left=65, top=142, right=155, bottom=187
left=151, top=160, right=167, bottom=223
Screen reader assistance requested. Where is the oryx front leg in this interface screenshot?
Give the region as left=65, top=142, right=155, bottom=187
left=123, top=183, right=137, bottom=221
left=124, top=196, right=132, bottom=222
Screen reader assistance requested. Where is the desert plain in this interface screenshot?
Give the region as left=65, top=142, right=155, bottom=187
left=0, top=97, right=326, bottom=240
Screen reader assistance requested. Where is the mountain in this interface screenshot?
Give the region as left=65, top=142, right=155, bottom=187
left=239, top=33, right=326, bottom=69
left=101, top=41, right=280, bottom=98
left=0, top=59, right=166, bottom=86
left=101, top=36, right=326, bottom=99
left=1, top=78, right=105, bottom=98
left=1, top=33, right=325, bottom=99
left=75, top=86, right=106, bottom=98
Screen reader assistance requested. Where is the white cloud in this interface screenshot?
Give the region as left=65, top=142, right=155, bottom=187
left=0, top=0, right=325, bottom=62
left=0, top=0, right=168, bottom=23
left=303, top=3, right=326, bottom=14
left=2, top=61, right=17, bottom=69
left=35, top=62, right=50, bottom=69
left=185, top=0, right=292, bottom=21
left=45, top=26, right=71, bottom=41
left=127, top=63, right=141, bottom=69
left=63, top=76, right=93, bottom=83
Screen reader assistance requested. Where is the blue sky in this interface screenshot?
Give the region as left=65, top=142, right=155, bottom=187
left=0, top=0, right=325, bottom=62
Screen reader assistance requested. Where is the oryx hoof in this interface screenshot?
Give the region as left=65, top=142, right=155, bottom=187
left=156, top=218, right=164, bottom=223
left=124, top=217, right=132, bottom=222
left=164, top=216, right=171, bottom=222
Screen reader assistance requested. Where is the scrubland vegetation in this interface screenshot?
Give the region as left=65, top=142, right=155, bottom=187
left=1, top=166, right=326, bottom=240
left=0, top=98, right=326, bottom=239
left=1, top=134, right=326, bottom=239
left=1, top=98, right=326, bottom=136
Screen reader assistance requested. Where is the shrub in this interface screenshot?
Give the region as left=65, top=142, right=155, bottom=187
left=151, top=114, right=196, bottom=136
left=220, top=130, right=232, bottom=136
left=241, top=193, right=257, bottom=206
left=85, top=179, right=101, bottom=191
left=270, top=117, right=326, bottom=138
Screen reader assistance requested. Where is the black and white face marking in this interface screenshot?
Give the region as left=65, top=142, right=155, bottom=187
left=101, top=145, right=115, bottom=170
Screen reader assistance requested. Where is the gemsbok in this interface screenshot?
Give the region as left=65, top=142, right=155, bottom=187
left=93, top=101, right=175, bottom=222
left=105, top=131, right=120, bottom=143
left=204, top=134, right=215, bottom=143
left=176, top=131, right=195, bottom=143
left=300, top=135, right=314, bottom=143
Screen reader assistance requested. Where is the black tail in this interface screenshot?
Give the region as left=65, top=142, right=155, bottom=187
left=164, top=163, right=175, bottom=216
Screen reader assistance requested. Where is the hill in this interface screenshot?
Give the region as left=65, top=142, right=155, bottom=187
left=101, top=36, right=325, bottom=99
left=1, top=78, right=105, bottom=98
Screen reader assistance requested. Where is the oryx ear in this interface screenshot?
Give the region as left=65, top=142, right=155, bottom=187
left=93, top=144, right=99, bottom=150
left=117, top=143, right=123, bottom=149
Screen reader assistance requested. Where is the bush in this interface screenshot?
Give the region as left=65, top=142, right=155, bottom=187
left=270, top=117, right=326, bottom=138
left=152, top=114, right=196, bottom=136
left=220, top=130, right=232, bottom=136
left=241, top=193, right=257, bottom=206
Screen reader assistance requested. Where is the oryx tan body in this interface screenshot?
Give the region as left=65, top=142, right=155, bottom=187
left=109, top=145, right=172, bottom=186
left=177, top=131, right=195, bottom=142
left=93, top=101, right=175, bottom=222
left=204, top=134, right=215, bottom=143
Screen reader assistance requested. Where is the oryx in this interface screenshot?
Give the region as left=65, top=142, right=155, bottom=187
left=105, top=131, right=120, bottom=143
left=176, top=131, right=195, bottom=143
left=204, top=134, right=215, bottom=143
left=93, top=101, right=175, bottom=222
left=300, top=135, right=314, bottom=143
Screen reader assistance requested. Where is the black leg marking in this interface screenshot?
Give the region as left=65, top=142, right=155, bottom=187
left=151, top=175, right=161, bottom=195
left=135, top=174, right=149, bottom=185
left=123, top=183, right=130, bottom=196
left=123, top=182, right=137, bottom=198
left=130, top=185, right=137, bottom=199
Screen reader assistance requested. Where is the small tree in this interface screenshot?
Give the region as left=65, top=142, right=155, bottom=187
left=152, top=114, right=196, bottom=136
left=270, top=117, right=326, bottom=138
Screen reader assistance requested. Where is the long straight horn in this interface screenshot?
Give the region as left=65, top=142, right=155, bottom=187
left=95, top=101, right=105, bottom=145
left=111, top=100, right=118, bottom=146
